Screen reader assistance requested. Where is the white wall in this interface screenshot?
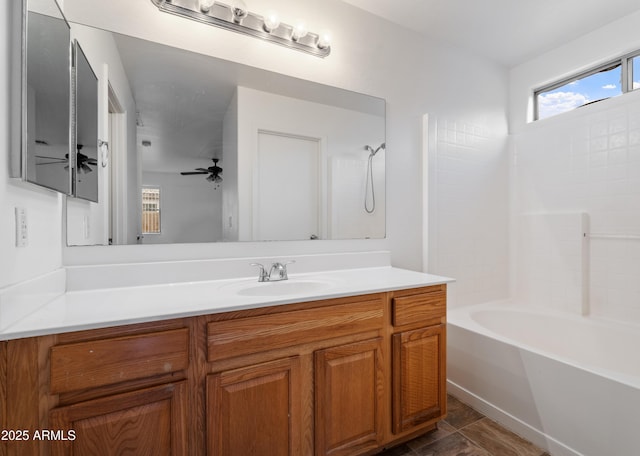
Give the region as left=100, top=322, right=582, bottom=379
left=141, top=171, right=223, bottom=244
left=3, top=0, right=509, bottom=285
left=510, top=11, right=640, bottom=323
left=235, top=86, right=385, bottom=241
left=0, top=1, right=64, bottom=288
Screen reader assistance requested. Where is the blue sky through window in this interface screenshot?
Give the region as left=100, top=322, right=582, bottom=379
left=633, top=56, right=640, bottom=89
left=537, top=64, right=622, bottom=119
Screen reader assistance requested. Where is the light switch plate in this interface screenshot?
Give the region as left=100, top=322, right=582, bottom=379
left=15, top=207, right=28, bottom=247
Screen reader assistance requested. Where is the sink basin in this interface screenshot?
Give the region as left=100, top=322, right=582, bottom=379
left=222, top=279, right=333, bottom=297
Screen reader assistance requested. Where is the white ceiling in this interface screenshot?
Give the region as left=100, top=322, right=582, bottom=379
left=340, top=0, right=640, bottom=67
left=113, top=34, right=383, bottom=172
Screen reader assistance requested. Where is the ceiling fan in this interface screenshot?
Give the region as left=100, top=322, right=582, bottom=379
left=35, top=144, right=97, bottom=174
left=180, top=158, right=223, bottom=184
left=73, top=145, right=98, bottom=174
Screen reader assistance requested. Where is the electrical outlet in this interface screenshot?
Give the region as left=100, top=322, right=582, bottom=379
left=15, top=207, right=28, bottom=247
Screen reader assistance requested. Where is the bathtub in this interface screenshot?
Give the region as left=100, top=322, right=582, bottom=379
left=447, top=301, right=640, bottom=456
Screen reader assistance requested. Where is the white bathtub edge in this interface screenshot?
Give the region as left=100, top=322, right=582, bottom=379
left=446, top=380, right=584, bottom=456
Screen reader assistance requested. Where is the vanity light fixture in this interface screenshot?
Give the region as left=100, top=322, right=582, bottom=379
left=317, top=32, right=332, bottom=50
left=262, top=11, right=280, bottom=33
left=229, top=0, right=248, bottom=23
left=291, top=21, right=308, bottom=42
left=199, top=0, right=215, bottom=12
left=150, top=0, right=331, bottom=58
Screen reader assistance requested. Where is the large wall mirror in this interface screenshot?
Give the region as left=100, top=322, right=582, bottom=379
left=10, top=0, right=71, bottom=194
left=64, top=22, right=386, bottom=246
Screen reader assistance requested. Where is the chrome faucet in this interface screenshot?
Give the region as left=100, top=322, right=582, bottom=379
left=251, top=261, right=295, bottom=282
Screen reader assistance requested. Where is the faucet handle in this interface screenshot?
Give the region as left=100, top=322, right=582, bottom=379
left=250, top=263, right=268, bottom=282
left=268, top=260, right=295, bottom=281
left=280, top=260, right=296, bottom=279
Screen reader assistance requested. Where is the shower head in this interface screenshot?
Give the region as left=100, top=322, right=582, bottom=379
left=365, top=142, right=386, bottom=156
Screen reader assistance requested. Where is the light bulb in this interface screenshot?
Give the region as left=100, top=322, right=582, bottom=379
left=263, top=11, right=280, bottom=33
left=199, top=0, right=215, bottom=13
left=291, top=21, right=308, bottom=41
left=229, top=0, right=248, bottom=23
left=317, top=31, right=332, bottom=49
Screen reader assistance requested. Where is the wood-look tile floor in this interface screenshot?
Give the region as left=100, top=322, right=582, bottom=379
left=379, top=395, right=551, bottom=456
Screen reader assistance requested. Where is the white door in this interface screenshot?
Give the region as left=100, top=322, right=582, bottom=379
left=255, top=131, right=320, bottom=240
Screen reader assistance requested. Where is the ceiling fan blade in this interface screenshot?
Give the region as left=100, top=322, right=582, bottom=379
left=36, top=161, right=66, bottom=165
left=194, top=168, right=209, bottom=172
left=87, top=159, right=98, bottom=165
left=35, top=155, right=66, bottom=161
left=180, top=171, right=208, bottom=175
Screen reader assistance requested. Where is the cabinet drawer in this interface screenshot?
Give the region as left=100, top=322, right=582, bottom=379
left=50, top=328, right=189, bottom=394
left=392, top=290, right=445, bottom=327
left=208, top=298, right=384, bottom=362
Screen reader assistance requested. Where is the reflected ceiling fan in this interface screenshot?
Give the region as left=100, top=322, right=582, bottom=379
left=72, top=145, right=98, bottom=174
left=35, top=143, right=97, bottom=174
left=180, top=158, right=223, bottom=185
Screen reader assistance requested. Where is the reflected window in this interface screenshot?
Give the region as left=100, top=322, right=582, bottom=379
left=535, top=62, right=622, bottom=120
left=631, top=55, right=640, bottom=91
left=142, top=187, right=161, bottom=234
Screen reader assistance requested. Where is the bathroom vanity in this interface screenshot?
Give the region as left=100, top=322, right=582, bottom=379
left=0, top=270, right=448, bottom=456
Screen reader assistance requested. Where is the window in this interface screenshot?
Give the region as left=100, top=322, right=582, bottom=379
left=142, top=187, right=161, bottom=234
left=631, top=55, right=640, bottom=90
left=535, top=51, right=640, bottom=120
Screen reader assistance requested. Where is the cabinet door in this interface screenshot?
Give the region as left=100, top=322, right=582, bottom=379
left=49, top=381, right=188, bottom=456
left=392, top=324, right=446, bottom=434
left=207, top=357, right=301, bottom=456
left=315, top=338, right=384, bottom=456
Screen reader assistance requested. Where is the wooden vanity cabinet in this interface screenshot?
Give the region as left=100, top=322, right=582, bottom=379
left=204, top=294, right=386, bottom=456
left=206, top=356, right=302, bottom=456
left=314, top=337, right=384, bottom=456
left=2, top=319, right=192, bottom=456
left=49, top=324, right=191, bottom=456
left=49, top=381, right=188, bottom=456
left=390, top=286, right=447, bottom=435
left=1, top=284, right=446, bottom=456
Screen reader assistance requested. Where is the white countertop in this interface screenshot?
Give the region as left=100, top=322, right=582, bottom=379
left=0, top=267, right=452, bottom=341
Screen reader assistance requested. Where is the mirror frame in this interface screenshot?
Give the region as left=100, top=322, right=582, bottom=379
left=10, top=0, right=73, bottom=194
left=72, top=39, right=99, bottom=202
